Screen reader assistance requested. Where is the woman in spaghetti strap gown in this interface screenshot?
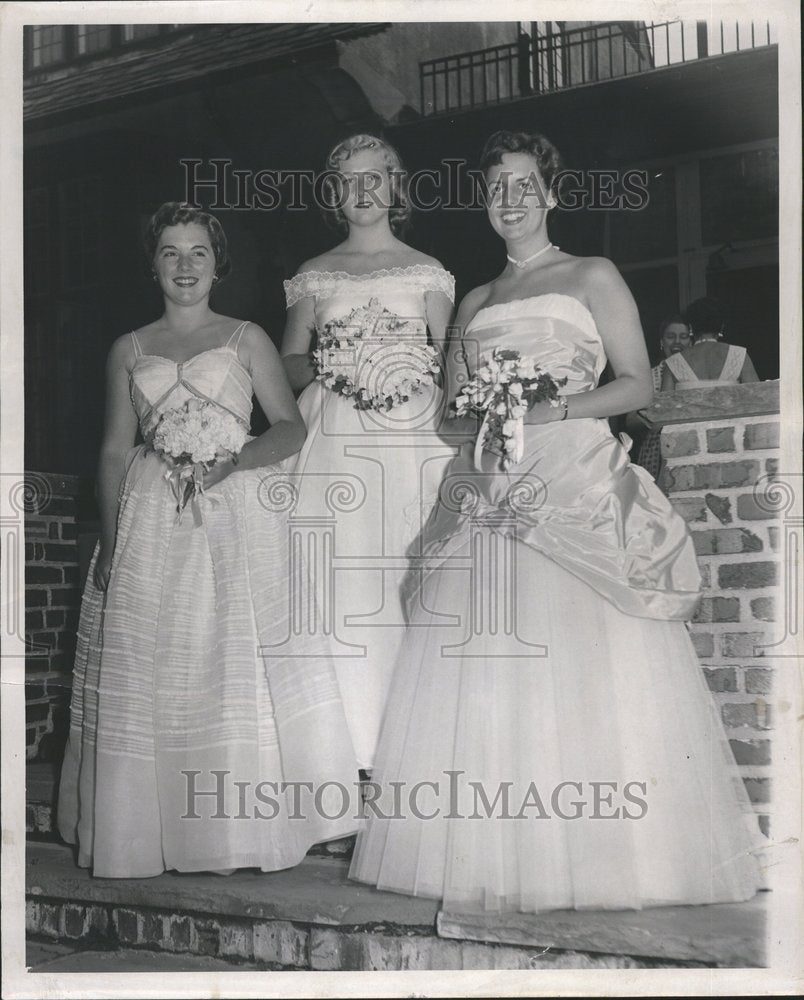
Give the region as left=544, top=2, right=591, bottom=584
left=58, top=202, right=360, bottom=878
left=350, top=131, right=763, bottom=913
left=280, top=135, right=456, bottom=770
left=662, top=296, right=759, bottom=389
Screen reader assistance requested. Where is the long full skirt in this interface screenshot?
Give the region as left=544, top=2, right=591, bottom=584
left=58, top=445, right=361, bottom=878
left=350, top=418, right=763, bottom=911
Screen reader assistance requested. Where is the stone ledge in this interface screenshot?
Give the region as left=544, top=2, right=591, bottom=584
left=28, top=842, right=438, bottom=929
left=27, top=842, right=765, bottom=968
left=437, top=893, right=767, bottom=968
left=640, top=380, right=780, bottom=428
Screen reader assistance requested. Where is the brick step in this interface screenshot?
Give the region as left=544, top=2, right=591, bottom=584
left=27, top=841, right=766, bottom=970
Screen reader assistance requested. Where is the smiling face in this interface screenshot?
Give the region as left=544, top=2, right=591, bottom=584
left=660, top=322, right=692, bottom=357
left=335, top=147, right=393, bottom=230
left=153, top=222, right=216, bottom=305
left=485, top=151, right=554, bottom=245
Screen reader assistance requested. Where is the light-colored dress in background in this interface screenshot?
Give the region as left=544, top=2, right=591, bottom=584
left=665, top=343, right=747, bottom=388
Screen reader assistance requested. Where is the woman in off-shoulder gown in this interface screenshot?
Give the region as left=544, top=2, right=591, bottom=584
left=350, top=131, right=763, bottom=913
left=58, top=203, right=360, bottom=878
left=281, top=135, right=455, bottom=770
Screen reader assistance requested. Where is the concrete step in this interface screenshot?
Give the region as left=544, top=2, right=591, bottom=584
left=27, top=841, right=766, bottom=970
left=27, top=940, right=257, bottom=972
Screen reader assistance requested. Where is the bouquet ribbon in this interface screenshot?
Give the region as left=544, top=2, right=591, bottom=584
left=164, top=462, right=221, bottom=527
left=473, top=411, right=525, bottom=471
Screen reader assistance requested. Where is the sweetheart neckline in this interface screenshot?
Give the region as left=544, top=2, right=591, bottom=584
left=469, top=292, right=596, bottom=328
left=131, top=345, right=248, bottom=373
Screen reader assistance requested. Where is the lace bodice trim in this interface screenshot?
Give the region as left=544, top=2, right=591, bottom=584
left=283, top=265, right=456, bottom=308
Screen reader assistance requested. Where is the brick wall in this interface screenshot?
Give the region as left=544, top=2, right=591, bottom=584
left=25, top=473, right=88, bottom=761
left=657, top=391, right=781, bottom=837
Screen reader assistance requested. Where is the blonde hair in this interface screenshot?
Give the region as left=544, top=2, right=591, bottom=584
left=322, top=134, right=411, bottom=235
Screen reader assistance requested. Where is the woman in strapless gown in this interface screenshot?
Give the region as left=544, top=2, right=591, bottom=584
left=350, top=131, right=762, bottom=913
left=58, top=203, right=360, bottom=878
left=281, top=135, right=455, bottom=770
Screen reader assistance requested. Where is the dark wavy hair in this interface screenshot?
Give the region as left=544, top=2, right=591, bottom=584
left=144, top=202, right=231, bottom=280
left=321, top=134, right=411, bottom=236
left=684, top=297, right=725, bottom=339
left=479, top=130, right=564, bottom=196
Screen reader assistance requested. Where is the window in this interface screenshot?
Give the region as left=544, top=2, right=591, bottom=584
left=24, top=24, right=181, bottom=72
left=700, top=146, right=779, bottom=245
left=28, top=26, right=66, bottom=68
left=75, top=25, right=113, bottom=55
left=121, top=25, right=162, bottom=43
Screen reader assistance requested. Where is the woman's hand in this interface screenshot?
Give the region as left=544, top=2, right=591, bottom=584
left=93, top=546, right=113, bottom=591
left=523, top=398, right=566, bottom=426
left=202, top=457, right=236, bottom=491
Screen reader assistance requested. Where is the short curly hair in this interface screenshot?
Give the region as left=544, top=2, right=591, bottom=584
left=144, top=202, right=231, bottom=280
left=479, top=130, right=564, bottom=197
left=321, top=134, right=411, bottom=236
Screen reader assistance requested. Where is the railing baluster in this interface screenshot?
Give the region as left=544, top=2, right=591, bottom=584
left=418, top=19, right=775, bottom=116
left=609, top=25, right=614, bottom=78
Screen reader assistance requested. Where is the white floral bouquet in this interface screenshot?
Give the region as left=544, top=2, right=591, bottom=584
left=150, top=398, right=247, bottom=517
left=312, top=298, right=440, bottom=412
left=453, top=348, right=568, bottom=470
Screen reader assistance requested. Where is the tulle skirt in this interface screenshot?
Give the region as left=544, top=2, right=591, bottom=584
left=350, top=421, right=763, bottom=912
left=58, top=445, right=361, bottom=878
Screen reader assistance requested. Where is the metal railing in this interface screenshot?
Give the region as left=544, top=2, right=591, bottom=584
left=420, top=19, right=777, bottom=116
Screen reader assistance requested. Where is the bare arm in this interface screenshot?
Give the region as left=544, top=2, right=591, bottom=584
left=436, top=286, right=490, bottom=442
left=280, top=294, right=318, bottom=393
left=525, top=259, right=653, bottom=424
left=94, top=336, right=139, bottom=589
left=660, top=364, right=678, bottom=391
left=205, top=324, right=306, bottom=487
left=424, top=289, right=454, bottom=355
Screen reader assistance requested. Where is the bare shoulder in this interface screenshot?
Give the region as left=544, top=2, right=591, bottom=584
left=574, top=255, right=625, bottom=290
left=455, top=283, right=493, bottom=325
left=238, top=321, right=275, bottom=354
left=108, top=331, right=138, bottom=370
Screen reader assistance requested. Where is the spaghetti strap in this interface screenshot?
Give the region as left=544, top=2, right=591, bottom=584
left=226, top=321, right=249, bottom=350
left=130, top=330, right=143, bottom=358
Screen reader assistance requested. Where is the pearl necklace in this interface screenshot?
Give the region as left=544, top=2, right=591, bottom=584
left=507, top=243, right=555, bottom=268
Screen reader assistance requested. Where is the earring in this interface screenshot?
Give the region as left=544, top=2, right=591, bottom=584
left=151, top=273, right=158, bottom=282
left=212, top=275, right=219, bottom=284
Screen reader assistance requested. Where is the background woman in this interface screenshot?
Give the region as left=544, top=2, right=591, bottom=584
left=662, top=296, right=759, bottom=388
left=350, top=131, right=762, bottom=912
left=59, top=202, right=360, bottom=878
left=280, top=134, right=456, bottom=770
left=628, top=314, right=692, bottom=480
